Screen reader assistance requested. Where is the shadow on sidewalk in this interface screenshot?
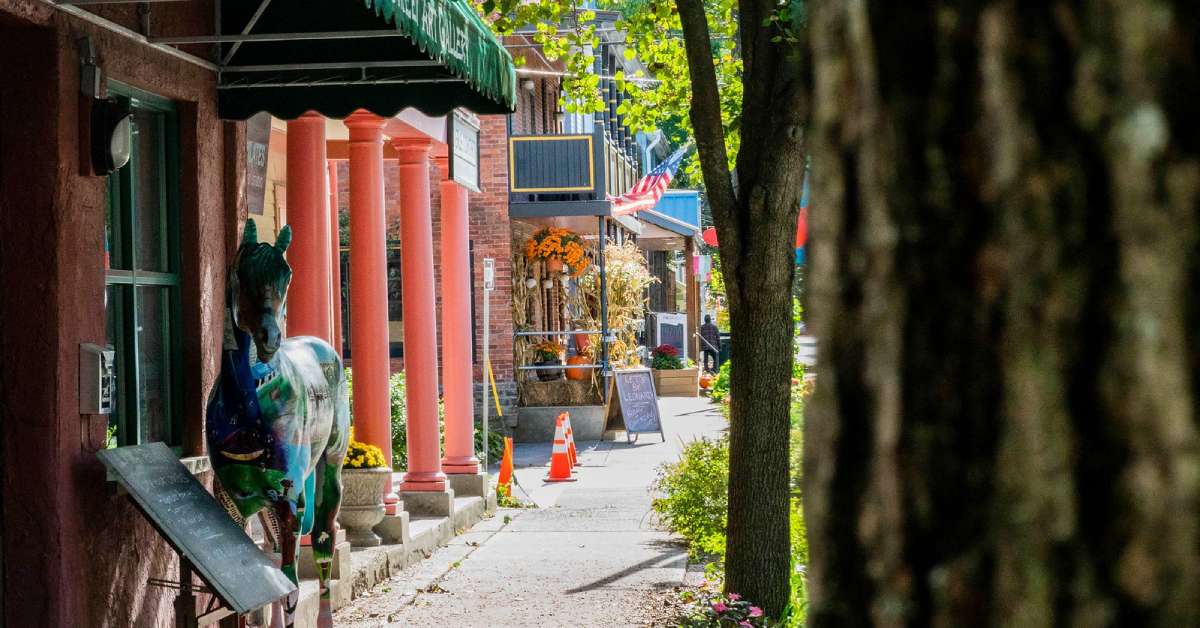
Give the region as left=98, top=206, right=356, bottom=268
left=563, top=540, right=688, bottom=594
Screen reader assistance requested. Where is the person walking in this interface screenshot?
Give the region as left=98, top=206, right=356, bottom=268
left=700, top=315, right=721, bottom=373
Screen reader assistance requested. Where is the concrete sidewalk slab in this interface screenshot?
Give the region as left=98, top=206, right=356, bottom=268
left=333, top=396, right=726, bottom=627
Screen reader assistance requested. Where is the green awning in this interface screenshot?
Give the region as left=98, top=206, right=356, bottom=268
left=216, top=0, right=516, bottom=120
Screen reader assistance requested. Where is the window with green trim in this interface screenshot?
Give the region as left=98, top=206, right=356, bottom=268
left=104, top=84, right=182, bottom=447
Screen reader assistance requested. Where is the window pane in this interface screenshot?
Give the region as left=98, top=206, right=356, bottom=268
left=136, top=286, right=172, bottom=444
left=105, top=180, right=126, bottom=270
left=105, top=284, right=126, bottom=443
left=133, top=109, right=167, bottom=272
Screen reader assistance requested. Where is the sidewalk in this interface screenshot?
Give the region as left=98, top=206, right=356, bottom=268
left=333, top=396, right=726, bottom=627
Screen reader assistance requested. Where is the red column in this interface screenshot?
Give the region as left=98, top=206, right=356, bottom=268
left=328, top=161, right=344, bottom=356
left=284, top=112, right=331, bottom=341
left=394, top=138, right=447, bottom=492
left=436, top=158, right=480, bottom=474
left=345, top=112, right=392, bottom=468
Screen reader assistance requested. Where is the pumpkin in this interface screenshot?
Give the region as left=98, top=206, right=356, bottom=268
left=565, top=355, right=591, bottom=381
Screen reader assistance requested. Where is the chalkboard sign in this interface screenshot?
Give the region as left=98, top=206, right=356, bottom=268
left=606, top=368, right=665, bottom=443
left=98, top=442, right=295, bottom=614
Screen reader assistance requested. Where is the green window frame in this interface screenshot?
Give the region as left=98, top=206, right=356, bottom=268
left=104, top=82, right=183, bottom=448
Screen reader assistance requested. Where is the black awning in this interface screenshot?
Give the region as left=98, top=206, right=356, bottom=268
left=216, top=0, right=516, bottom=120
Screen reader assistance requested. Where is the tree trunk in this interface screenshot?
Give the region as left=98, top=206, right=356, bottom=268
left=676, top=0, right=807, bottom=616
left=806, top=1, right=1200, bottom=626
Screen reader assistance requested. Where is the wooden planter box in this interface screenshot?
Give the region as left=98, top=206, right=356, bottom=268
left=652, top=367, right=699, bottom=397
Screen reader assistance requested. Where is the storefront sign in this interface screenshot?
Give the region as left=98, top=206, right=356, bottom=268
left=605, top=369, right=665, bottom=443
left=98, top=442, right=295, bottom=614
left=448, top=109, right=480, bottom=192
left=245, top=113, right=271, bottom=215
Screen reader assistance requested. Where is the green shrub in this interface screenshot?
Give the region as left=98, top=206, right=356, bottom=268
left=652, top=436, right=729, bottom=558
left=350, top=368, right=503, bottom=470
left=388, top=372, right=409, bottom=470
left=476, top=426, right=504, bottom=466
left=709, top=360, right=732, bottom=404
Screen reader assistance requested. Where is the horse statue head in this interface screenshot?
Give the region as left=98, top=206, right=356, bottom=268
left=231, top=220, right=293, bottom=363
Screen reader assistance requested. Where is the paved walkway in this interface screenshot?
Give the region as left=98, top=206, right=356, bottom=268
left=333, top=397, right=725, bottom=627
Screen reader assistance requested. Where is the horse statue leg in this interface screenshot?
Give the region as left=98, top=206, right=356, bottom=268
left=310, top=458, right=342, bottom=628
left=263, top=504, right=300, bottom=628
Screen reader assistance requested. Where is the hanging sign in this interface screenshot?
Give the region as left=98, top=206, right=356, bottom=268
left=245, top=113, right=271, bottom=216
left=447, top=109, right=481, bottom=193
left=98, top=442, right=295, bottom=615
left=604, top=368, right=665, bottom=443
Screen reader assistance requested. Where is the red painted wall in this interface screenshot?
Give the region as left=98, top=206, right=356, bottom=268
left=0, top=4, right=240, bottom=626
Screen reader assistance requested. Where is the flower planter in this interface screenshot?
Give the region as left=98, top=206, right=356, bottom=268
left=533, top=358, right=563, bottom=381
left=336, top=467, right=391, bottom=547
left=546, top=258, right=564, bottom=273
left=652, top=367, right=699, bottom=397
left=565, top=355, right=591, bottom=381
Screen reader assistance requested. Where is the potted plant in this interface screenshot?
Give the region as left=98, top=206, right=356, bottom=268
left=531, top=340, right=563, bottom=381
left=337, top=430, right=391, bottom=547
left=565, top=344, right=593, bottom=381
left=523, top=227, right=590, bottom=277
left=650, top=344, right=699, bottom=397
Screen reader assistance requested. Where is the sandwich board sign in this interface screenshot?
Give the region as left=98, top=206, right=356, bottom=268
left=604, top=368, right=665, bottom=443
left=98, top=442, right=294, bottom=622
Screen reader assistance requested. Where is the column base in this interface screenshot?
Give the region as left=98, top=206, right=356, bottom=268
left=446, top=471, right=489, bottom=497
left=373, top=510, right=410, bottom=545
left=384, top=488, right=401, bottom=516
left=441, top=455, right=481, bottom=475
left=399, top=470, right=447, bottom=492
left=399, top=489, right=455, bottom=517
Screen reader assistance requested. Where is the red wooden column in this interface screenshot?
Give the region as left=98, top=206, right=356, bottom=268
left=394, top=137, right=447, bottom=492
left=345, top=112, right=392, bottom=469
left=284, top=112, right=331, bottom=341
left=328, top=160, right=344, bottom=356
left=435, top=157, right=480, bottom=475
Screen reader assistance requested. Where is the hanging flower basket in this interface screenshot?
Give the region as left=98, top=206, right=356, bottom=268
left=523, top=227, right=590, bottom=277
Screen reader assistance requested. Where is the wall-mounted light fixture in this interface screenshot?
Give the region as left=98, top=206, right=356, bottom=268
left=79, top=36, right=132, bottom=176
left=521, top=78, right=536, bottom=92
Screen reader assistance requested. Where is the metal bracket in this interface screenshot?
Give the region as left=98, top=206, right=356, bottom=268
left=77, top=36, right=100, bottom=98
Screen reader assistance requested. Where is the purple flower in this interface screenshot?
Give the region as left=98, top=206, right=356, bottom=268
left=728, top=593, right=741, bottom=601
left=749, top=606, right=763, bottom=618
left=739, top=622, right=753, bottom=628
left=712, top=602, right=729, bottom=614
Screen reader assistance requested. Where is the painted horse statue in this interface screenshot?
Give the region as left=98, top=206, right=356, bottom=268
left=206, top=220, right=350, bottom=628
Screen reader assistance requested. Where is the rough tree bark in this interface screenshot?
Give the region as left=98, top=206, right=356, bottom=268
left=675, top=0, right=807, bottom=615
left=806, top=1, right=1200, bottom=626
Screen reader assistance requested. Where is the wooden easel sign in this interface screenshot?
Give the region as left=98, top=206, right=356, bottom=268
left=98, top=442, right=295, bottom=627
left=604, top=368, right=666, bottom=443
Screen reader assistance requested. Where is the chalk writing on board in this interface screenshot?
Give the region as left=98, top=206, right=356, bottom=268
left=608, top=369, right=665, bottom=442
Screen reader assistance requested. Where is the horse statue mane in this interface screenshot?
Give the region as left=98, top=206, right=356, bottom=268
left=206, top=220, right=349, bottom=628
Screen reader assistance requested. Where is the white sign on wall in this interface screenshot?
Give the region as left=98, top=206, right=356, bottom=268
left=448, top=109, right=480, bottom=192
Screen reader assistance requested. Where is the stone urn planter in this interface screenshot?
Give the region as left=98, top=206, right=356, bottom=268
left=337, top=467, right=391, bottom=547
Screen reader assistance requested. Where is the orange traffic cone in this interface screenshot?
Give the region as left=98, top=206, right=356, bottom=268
left=497, top=437, right=514, bottom=497
left=563, top=412, right=578, bottom=468
left=545, top=415, right=577, bottom=482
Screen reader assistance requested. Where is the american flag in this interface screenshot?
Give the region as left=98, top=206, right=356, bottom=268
left=609, top=145, right=690, bottom=216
